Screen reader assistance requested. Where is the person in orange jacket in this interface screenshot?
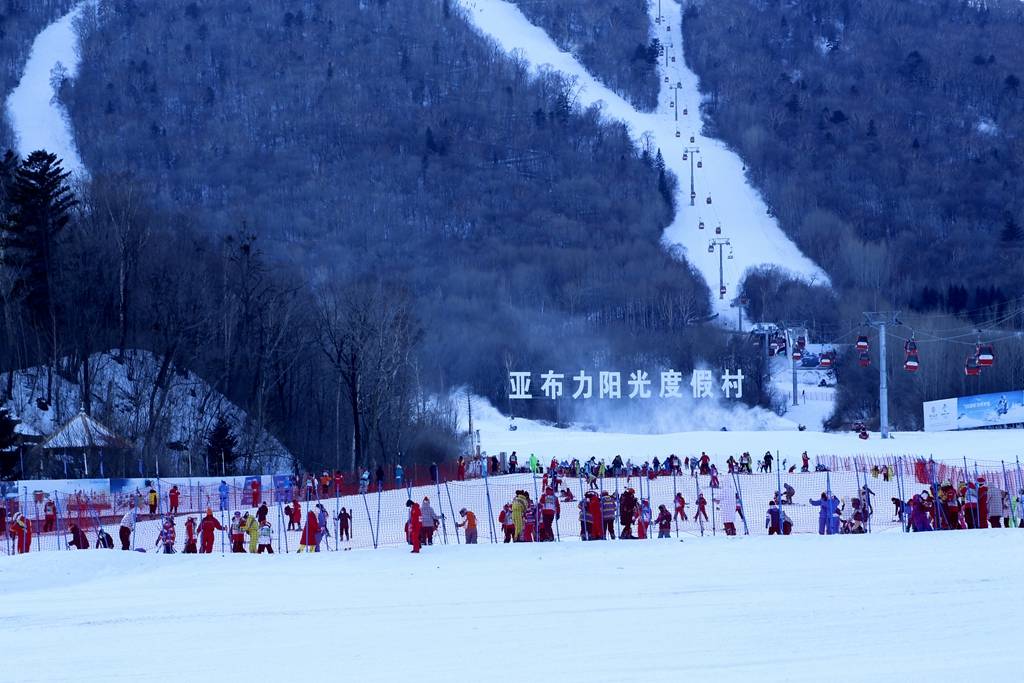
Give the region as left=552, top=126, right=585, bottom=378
left=298, top=510, right=319, bottom=552
left=198, top=509, right=223, bottom=553
left=9, top=512, right=32, bottom=553
left=456, top=508, right=477, bottom=544
left=406, top=499, right=422, bottom=553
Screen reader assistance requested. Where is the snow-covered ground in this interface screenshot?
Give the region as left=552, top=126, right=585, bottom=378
left=2, top=531, right=1021, bottom=681
left=5, top=1, right=89, bottom=176
left=460, top=0, right=829, bottom=322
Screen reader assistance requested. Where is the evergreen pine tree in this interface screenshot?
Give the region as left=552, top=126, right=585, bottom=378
left=0, top=408, right=20, bottom=480
left=206, top=414, right=239, bottom=476
left=0, top=150, right=77, bottom=331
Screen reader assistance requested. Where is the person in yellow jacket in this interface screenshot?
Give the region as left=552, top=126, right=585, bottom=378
left=244, top=512, right=260, bottom=553
left=147, top=488, right=159, bottom=515
left=512, top=491, right=529, bottom=541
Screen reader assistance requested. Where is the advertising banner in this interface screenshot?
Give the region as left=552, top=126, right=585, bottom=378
left=924, top=390, right=1024, bottom=432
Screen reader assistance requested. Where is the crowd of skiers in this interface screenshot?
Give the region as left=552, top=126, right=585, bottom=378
left=900, top=476, right=1023, bottom=532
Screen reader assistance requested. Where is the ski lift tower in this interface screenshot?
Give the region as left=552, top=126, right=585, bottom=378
left=685, top=146, right=701, bottom=205
left=864, top=311, right=901, bottom=439
left=708, top=237, right=731, bottom=299
left=784, top=322, right=807, bottom=407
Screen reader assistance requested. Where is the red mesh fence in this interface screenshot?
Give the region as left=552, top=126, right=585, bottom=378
left=3, top=456, right=1022, bottom=556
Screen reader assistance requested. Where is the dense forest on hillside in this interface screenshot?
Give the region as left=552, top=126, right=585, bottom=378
left=0, top=0, right=78, bottom=150
left=509, top=0, right=659, bottom=110
left=683, top=0, right=1024, bottom=314
left=682, top=0, right=1024, bottom=429
left=0, top=0, right=721, bottom=472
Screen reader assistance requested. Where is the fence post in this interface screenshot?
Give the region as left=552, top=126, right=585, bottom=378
left=434, top=480, right=449, bottom=545
left=578, top=471, right=588, bottom=540
left=482, top=464, right=496, bottom=543
left=825, top=469, right=834, bottom=535
left=894, top=457, right=907, bottom=532
left=775, top=451, right=783, bottom=535
left=444, top=480, right=461, bottom=544
left=278, top=499, right=288, bottom=553
left=360, top=493, right=377, bottom=549
left=694, top=466, right=704, bottom=537
left=732, top=471, right=749, bottom=535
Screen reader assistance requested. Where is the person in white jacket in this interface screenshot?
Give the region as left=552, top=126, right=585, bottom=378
left=987, top=487, right=1005, bottom=527
left=118, top=509, right=136, bottom=550
left=257, top=521, right=274, bottom=553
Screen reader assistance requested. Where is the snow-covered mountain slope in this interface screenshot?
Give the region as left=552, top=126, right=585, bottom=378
left=459, top=0, right=829, bottom=321
left=5, top=350, right=291, bottom=473
left=4, top=1, right=89, bottom=176
left=2, top=533, right=1021, bottom=681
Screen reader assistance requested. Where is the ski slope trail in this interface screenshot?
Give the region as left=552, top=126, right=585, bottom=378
left=5, top=1, right=90, bottom=177
left=2, top=533, right=1021, bottom=681
left=460, top=0, right=829, bottom=322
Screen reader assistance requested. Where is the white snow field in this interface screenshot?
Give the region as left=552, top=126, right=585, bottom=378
left=5, top=2, right=90, bottom=177
left=460, top=0, right=829, bottom=321
left=2, top=531, right=1021, bottom=682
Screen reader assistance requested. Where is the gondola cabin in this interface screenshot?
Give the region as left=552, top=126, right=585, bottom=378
left=820, top=355, right=833, bottom=369
left=697, top=160, right=702, bottom=168
left=715, top=225, right=721, bottom=235
left=858, top=351, right=871, bottom=368
left=698, top=220, right=705, bottom=230
left=706, top=196, right=713, bottom=205
left=856, top=335, right=869, bottom=352
left=792, top=349, right=803, bottom=362
left=976, top=344, right=995, bottom=367
left=690, top=135, right=695, bottom=143
left=904, top=352, right=919, bottom=372
left=965, top=357, right=981, bottom=376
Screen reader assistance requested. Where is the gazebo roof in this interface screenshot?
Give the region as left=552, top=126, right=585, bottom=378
left=41, top=412, right=126, bottom=450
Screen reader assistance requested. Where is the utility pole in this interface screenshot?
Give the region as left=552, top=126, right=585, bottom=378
left=784, top=322, right=805, bottom=407
left=708, top=237, right=731, bottom=299
left=864, top=311, right=901, bottom=439
left=685, top=146, right=700, bottom=205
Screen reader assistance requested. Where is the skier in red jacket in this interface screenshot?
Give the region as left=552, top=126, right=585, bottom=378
left=184, top=517, right=198, bottom=553
left=588, top=492, right=603, bottom=540
left=406, top=499, right=422, bottom=553
left=10, top=512, right=31, bottom=553
left=695, top=493, right=709, bottom=522
left=298, top=510, right=320, bottom=552
left=43, top=500, right=57, bottom=532
left=291, top=499, right=302, bottom=530
left=198, top=509, right=223, bottom=553
left=168, top=486, right=180, bottom=514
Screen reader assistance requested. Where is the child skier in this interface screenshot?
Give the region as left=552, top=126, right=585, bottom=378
left=156, top=516, right=176, bottom=554
left=406, top=499, right=422, bottom=553
left=656, top=504, right=672, bottom=538
left=245, top=512, right=260, bottom=553
left=183, top=517, right=198, bottom=553
left=257, top=520, right=274, bottom=553
left=230, top=512, right=246, bottom=552
left=337, top=507, right=352, bottom=541
left=674, top=493, right=687, bottom=522
left=9, top=512, right=31, bottom=553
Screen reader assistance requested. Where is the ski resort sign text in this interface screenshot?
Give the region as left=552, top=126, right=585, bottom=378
left=508, top=370, right=744, bottom=400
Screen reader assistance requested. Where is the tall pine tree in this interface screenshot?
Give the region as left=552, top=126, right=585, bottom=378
left=206, top=414, right=239, bottom=476
left=0, top=150, right=77, bottom=332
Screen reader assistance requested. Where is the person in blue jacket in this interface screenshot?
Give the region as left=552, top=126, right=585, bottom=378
left=218, top=480, right=230, bottom=511
left=394, top=464, right=404, bottom=488
left=810, top=492, right=838, bottom=535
